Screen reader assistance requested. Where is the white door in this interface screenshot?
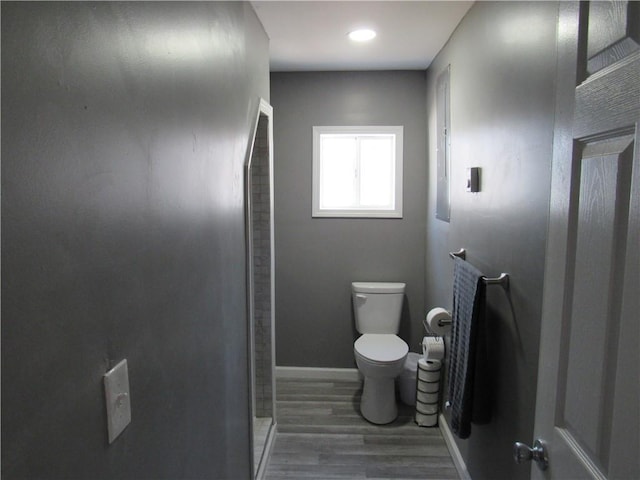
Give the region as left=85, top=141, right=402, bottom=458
left=527, top=1, right=639, bottom=479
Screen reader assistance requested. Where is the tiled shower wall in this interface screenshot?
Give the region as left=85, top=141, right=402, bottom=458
left=251, top=115, right=273, bottom=418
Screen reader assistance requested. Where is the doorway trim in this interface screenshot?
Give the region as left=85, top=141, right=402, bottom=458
left=245, top=98, right=276, bottom=480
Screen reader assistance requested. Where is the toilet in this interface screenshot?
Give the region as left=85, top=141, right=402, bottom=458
left=352, top=282, right=409, bottom=424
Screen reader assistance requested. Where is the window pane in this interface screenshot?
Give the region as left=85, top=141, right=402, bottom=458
left=320, top=136, right=357, bottom=208
left=312, top=126, right=402, bottom=218
left=359, top=136, right=394, bottom=207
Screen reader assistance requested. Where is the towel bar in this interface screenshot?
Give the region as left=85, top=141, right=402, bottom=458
left=448, top=248, right=466, bottom=260
left=449, top=248, right=510, bottom=288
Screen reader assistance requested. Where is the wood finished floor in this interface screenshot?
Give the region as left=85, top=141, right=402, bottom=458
left=264, top=377, right=459, bottom=480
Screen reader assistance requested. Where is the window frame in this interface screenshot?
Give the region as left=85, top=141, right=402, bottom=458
left=312, top=125, right=404, bottom=218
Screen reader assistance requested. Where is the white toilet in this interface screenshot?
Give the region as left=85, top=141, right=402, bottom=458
left=352, top=282, right=409, bottom=424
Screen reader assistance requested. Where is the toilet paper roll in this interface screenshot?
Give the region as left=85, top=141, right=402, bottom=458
left=418, top=373, right=440, bottom=383
left=417, top=390, right=439, bottom=404
left=416, top=401, right=439, bottom=415
left=418, top=358, right=441, bottom=372
left=418, top=369, right=441, bottom=383
left=425, top=307, right=452, bottom=335
left=422, top=336, right=445, bottom=361
left=415, top=411, right=438, bottom=427
left=417, top=379, right=440, bottom=393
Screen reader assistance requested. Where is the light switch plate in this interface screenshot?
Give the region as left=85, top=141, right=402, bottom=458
left=466, top=167, right=480, bottom=192
left=104, top=359, right=131, bottom=444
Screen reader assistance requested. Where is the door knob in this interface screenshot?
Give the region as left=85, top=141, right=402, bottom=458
left=513, top=439, right=548, bottom=471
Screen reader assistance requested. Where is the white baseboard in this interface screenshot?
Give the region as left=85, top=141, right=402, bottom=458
left=276, top=366, right=362, bottom=382
left=439, top=413, right=471, bottom=480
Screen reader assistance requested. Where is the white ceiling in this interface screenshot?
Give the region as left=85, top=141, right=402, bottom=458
left=251, top=1, right=474, bottom=72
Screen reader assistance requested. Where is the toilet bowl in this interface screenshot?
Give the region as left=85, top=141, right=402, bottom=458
left=354, top=334, right=408, bottom=424
left=352, top=282, right=408, bottom=424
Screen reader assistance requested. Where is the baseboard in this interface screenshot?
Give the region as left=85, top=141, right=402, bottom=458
left=439, top=413, right=471, bottom=480
left=276, top=366, right=362, bottom=382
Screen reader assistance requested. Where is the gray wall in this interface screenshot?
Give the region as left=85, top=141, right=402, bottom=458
left=425, top=2, right=558, bottom=479
left=271, top=71, right=427, bottom=368
left=1, top=2, right=268, bottom=479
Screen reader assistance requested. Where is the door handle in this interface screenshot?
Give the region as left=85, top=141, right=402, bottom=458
left=513, top=439, right=548, bottom=471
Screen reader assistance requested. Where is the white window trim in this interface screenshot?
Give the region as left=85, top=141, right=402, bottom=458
left=312, top=125, right=403, bottom=218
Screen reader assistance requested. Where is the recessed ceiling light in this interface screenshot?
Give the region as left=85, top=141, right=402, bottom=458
left=348, top=29, right=376, bottom=42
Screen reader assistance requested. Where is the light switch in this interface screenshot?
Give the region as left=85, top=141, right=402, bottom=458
left=104, top=359, right=131, bottom=444
left=466, top=167, right=480, bottom=192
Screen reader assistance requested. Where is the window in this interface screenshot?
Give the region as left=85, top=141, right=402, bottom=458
left=312, top=126, right=403, bottom=218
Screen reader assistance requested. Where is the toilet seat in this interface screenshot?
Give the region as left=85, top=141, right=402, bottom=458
left=354, top=334, right=408, bottom=364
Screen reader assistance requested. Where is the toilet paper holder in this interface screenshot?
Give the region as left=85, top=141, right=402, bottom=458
left=449, top=248, right=510, bottom=289
left=434, top=317, right=451, bottom=327
left=424, top=307, right=452, bottom=335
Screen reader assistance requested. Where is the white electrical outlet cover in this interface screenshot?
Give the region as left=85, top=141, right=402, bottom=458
left=104, top=359, right=131, bottom=444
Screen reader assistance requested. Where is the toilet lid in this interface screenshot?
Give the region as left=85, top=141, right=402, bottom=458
left=354, top=334, right=408, bottom=363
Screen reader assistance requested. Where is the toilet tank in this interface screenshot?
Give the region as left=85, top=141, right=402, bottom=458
left=352, top=282, right=406, bottom=334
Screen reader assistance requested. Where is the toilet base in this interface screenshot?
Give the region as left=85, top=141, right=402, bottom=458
left=360, top=376, right=398, bottom=424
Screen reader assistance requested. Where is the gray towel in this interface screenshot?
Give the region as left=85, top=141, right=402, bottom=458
left=448, top=257, right=490, bottom=439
